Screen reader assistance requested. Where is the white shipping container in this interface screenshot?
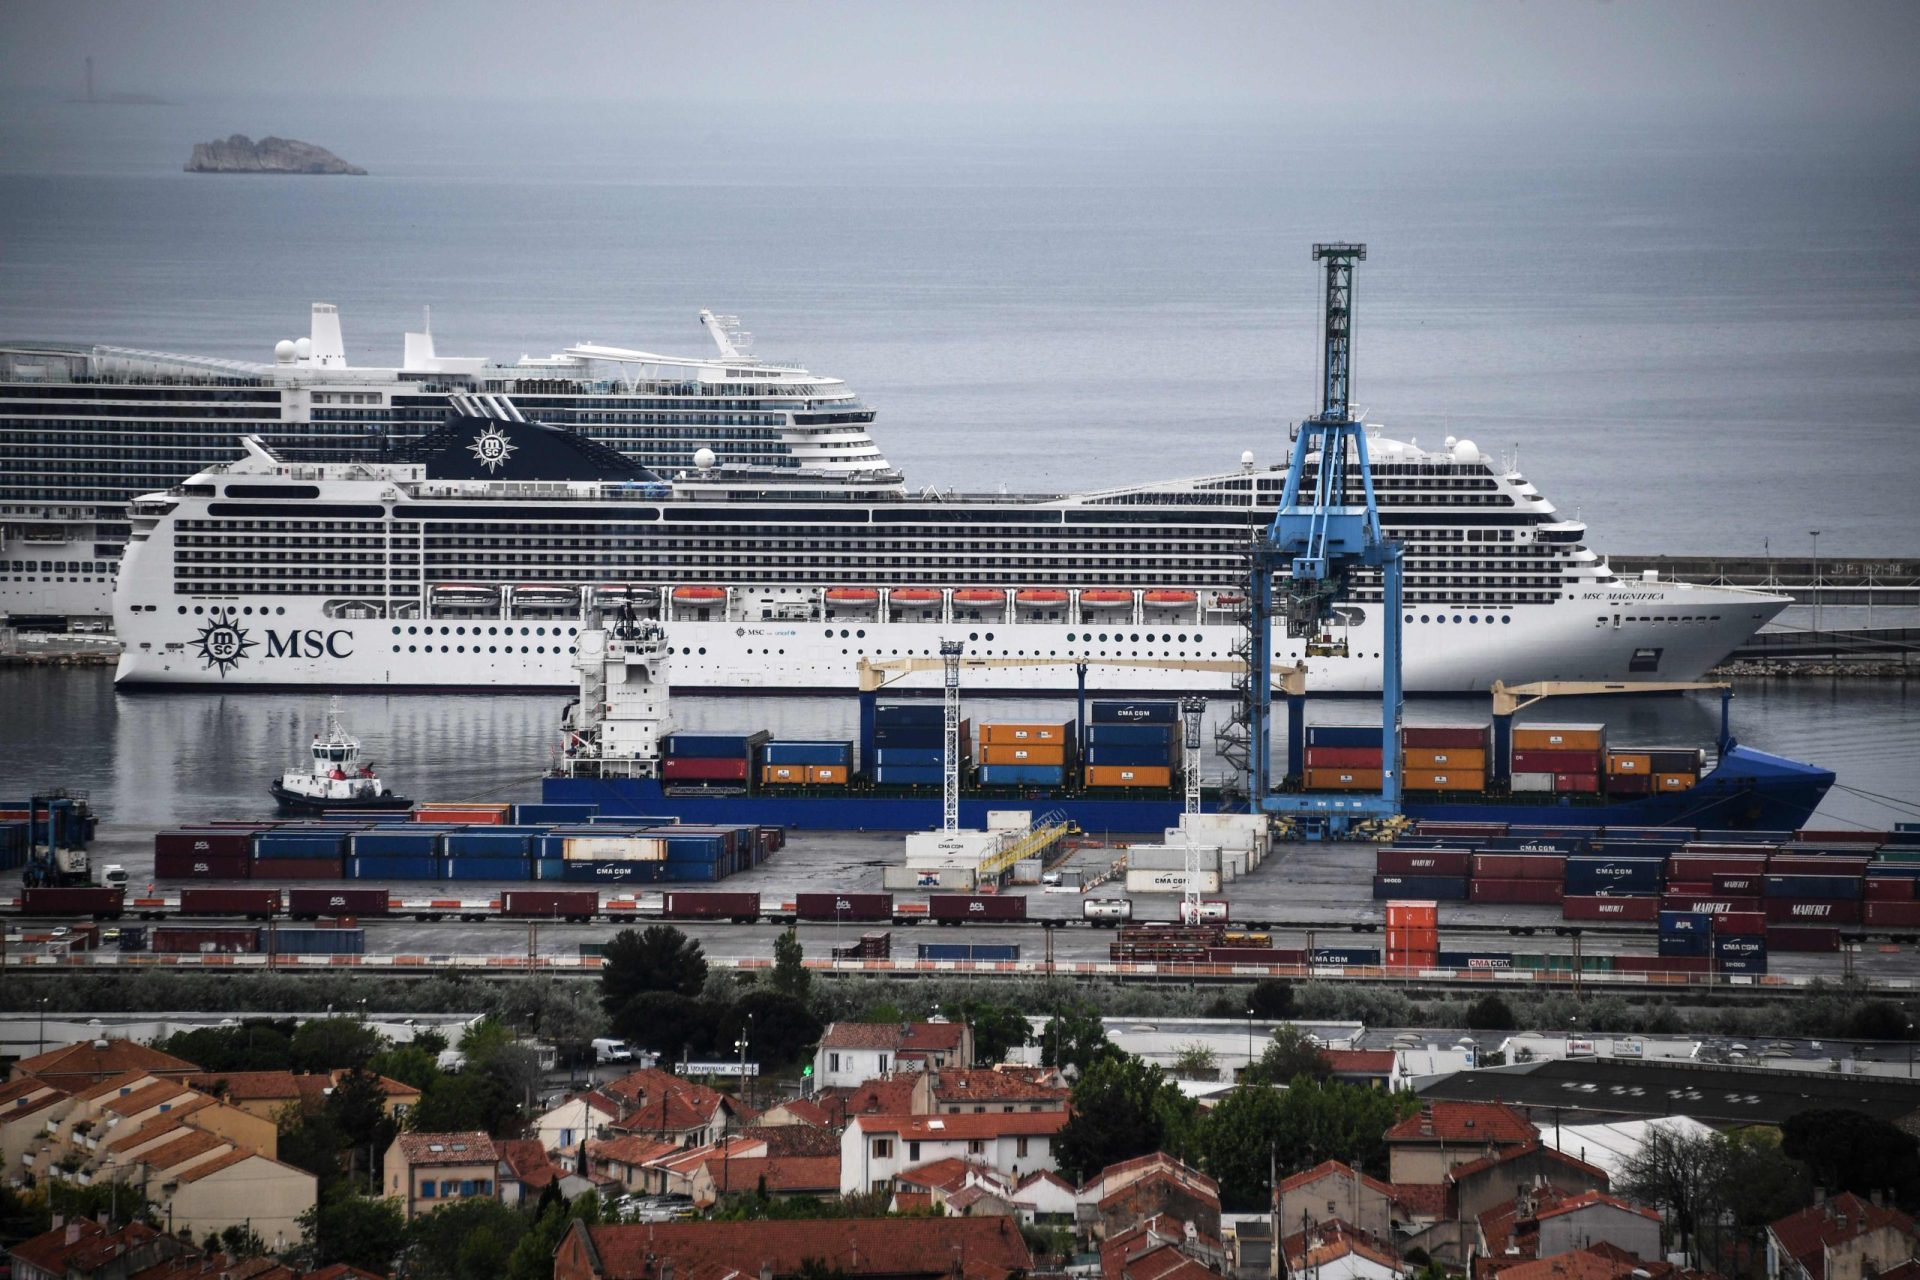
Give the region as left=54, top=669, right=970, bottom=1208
left=1126, top=868, right=1223, bottom=895
left=905, top=830, right=1008, bottom=863
left=561, top=836, right=666, bottom=862
left=1176, top=812, right=1271, bottom=854
left=986, top=810, right=1034, bottom=831
left=1511, top=772, right=1555, bottom=791
left=1127, top=845, right=1223, bottom=872
left=883, top=864, right=978, bottom=891
left=1008, top=858, right=1044, bottom=884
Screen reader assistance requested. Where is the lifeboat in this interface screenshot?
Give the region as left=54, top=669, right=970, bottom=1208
left=1015, top=589, right=1069, bottom=606
left=1213, top=594, right=1246, bottom=607
left=672, top=586, right=727, bottom=603
left=1078, top=589, right=1134, bottom=609
left=1143, top=590, right=1197, bottom=607
left=890, top=588, right=942, bottom=605
left=825, top=587, right=880, bottom=604
left=952, top=589, right=1007, bottom=606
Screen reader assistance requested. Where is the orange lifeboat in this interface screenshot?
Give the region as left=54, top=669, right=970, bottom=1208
left=952, top=589, right=1007, bottom=606
left=825, top=587, right=880, bottom=604
left=1143, top=590, right=1197, bottom=606
left=1015, top=589, right=1069, bottom=606
left=672, top=586, right=726, bottom=603
left=890, top=588, right=942, bottom=605
left=1213, top=593, right=1246, bottom=606
left=1079, top=589, right=1133, bottom=609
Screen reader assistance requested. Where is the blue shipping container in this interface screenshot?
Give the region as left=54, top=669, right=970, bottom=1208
left=1083, top=723, right=1174, bottom=747
left=514, top=803, right=598, bottom=825
left=662, top=861, right=722, bottom=883
left=1658, top=934, right=1711, bottom=958
left=349, top=830, right=446, bottom=858
left=444, top=857, right=531, bottom=881
left=1713, top=933, right=1767, bottom=958
left=346, top=855, right=440, bottom=880
left=875, top=704, right=945, bottom=726
left=874, top=747, right=945, bottom=766
left=762, top=741, right=856, bottom=766
left=1084, top=743, right=1175, bottom=767
left=533, top=858, right=565, bottom=880
left=1659, top=910, right=1712, bottom=936
left=1436, top=950, right=1515, bottom=970
left=1371, top=874, right=1470, bottom=901
left=1310, top=947, right=1382, bottom=966
left=1564, top=858, right=1666, bottom=895
left=917, top=942, right=1020, bottom=961
left=976, top=764, right=1065, bottom=786
left=255, top=831, right=349, bottom=859
left=873, top=767, right=945, bottom=785
left=665, top=733, right=766, bottom=757
left=445, top=831, right=535, bottom=858
left=273, top=928, right=367, bottom=956
left=1306, top=724, right=1385, bottom=748
left=1715, top=953, right=1769, bottom=974
left=1090, top=701, right=1178, bottom=725
left=1487, top=835, right=1594, bottom=855
left=1763, top=875, right=1864, bottom=900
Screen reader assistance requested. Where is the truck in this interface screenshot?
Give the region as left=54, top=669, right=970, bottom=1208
left=592, top=1037, right=636, bottom=1065
left=14, top=794, right=96, bottom=887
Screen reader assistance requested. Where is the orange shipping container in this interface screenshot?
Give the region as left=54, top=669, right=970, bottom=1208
left=1085, top=764, right=1172, bottom=788
left=981, top=742, right=1067, bottom=766
left=764, top=764, right=849, bottom=784
left=1404, top=770, right=1486, bottom=792
left=1654, top=773, right=1698, bottom=793
left=1305, top=768, right=1384, bottom=790
left=980, top=723, right=1072, bottom=744
left=1384, top=901, right=1439, bottom=928
left=1607, top=753, right=1652, bottom=774
left=1512, top=724, right=1605, bottom=751
left=415, top=805, right=508, bottom=824
left=1405, top=748, right=1486, bottom=770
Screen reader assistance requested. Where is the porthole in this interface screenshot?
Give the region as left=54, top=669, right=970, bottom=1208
left=193, top=606, right=204, bottom=615
left=391, top=626, right=400, bottom=635
left=408, top=645, right=416, bottom=653
left=243, top=606, right=253, bottom=615
left=856, top=629, right=866, bottom=638
left=1502, top=616, right=1512, bottom=624
left=1453, top=615, right=1464, bottom=623
left=391, top=645, right=400, bottom=653
left=1469, top=615, right=1479, bottom=623
left=276, top=608, right=285, bottom=615
left=985, top=632, right=995, bottom=641
left=1404, top=616, right=1414, bottom=624
left=489, top=646, right=497, bottom=654
left=408, top=626, right=417, bottom=635
left=569, top=627, right=577, bottom=635
left=177, top=606, right=187, bottom=615
left=698, top=647, right=707, bottom=655
left=969, top=632, right=979, bottom=641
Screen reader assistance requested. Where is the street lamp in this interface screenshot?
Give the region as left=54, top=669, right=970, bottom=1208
left=1246, top=1007, right=1255, bottom=1075
left=37, top=997, right=48, bottom=1056
left=1809, top=530, right=1821, bottom=634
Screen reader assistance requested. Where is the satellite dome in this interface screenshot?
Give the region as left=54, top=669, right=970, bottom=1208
left=1444, top=434, right=1457, bottom=450
left=273, top=339, right=296, bottom=362
left=693, top=447, right=717, bottom=469
left=293, top=337, right=313, bottom=359
left=1453, top=439, right=1482, bottom=464
left=1240, top=450, right=1255, bottom=468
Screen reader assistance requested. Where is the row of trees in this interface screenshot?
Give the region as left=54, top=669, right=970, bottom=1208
left=296, top=1180, right=609, bottom=1277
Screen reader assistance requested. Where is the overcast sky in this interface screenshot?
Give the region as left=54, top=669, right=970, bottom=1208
left=2, top=0, right=1917, bottom=114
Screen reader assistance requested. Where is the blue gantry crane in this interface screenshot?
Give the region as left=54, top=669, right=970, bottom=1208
left=1245, top=243, right=1406, bottom=836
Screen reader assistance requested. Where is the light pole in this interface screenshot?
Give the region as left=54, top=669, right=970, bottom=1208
left=1907, top=1023, right=1914, bottom=1080
left=1246, top=1007, right=1255, bottom=1077
left=37, top=997, right=48, bottom=1056
left=1809, top=530, right=1821, bottom=634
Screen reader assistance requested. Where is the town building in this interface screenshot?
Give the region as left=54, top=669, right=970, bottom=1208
left=840, top=1111, right=1066, bottom=1195
left=553, top=1215, right=1033, bottom=1280
left=383, top=1131, right=499, bottom=1221
left=1385, top=1102, right=1539, bottom=1184
left=1474, top=1187, right=1662, bottom=1280
left=1766, top=1192, right=1918, bottom=1280
left=813, top=1021, right=976, bottom=1089
left=1078, top=1153, right=1223, bottom=1245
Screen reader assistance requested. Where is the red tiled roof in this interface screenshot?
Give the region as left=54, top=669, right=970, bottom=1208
left=701, top=1154, right=841, bottom=1194
left=852, top=1110, right=1068, bottom=1139
left=1389, top=1182, right=1454, bottom=1219
left=1537, top=1190, right=1659, bottom=1224
left=1494, top=1243, right=1683, bottom=1280
left=1447, top=1140, right=1608, bottom=1187
left=1109, top=1240, right=1218, bottom=1280
left=14, top=1038, right=195, bottom=1080
left=138, top=1128, right=230, bottom=1171
left=9, top=1219, right=166, bottom=1273
left=931, top=1067, right=1070, bottom=1104
left=395, top=1131, right=496, bottom=1166
left=106, top=1079, right=195, bottom=1117
left=893, top=1191, right=935, bottom=1214
left=1089, top=1151, right=1220, bottom=1197
left=1386, top=1101, right=1537, bottom=1145
left=0, top=1077, right=57, bottom=1106
left=574, top=1215, right=1033, bottom=1280
left=1322, top=1050, right=1396, bottom=1074
left=818, top=1076, right=919, bottom=1119
left=899, top=1023, right=965, bottom=1053
left=174, top=1147, right=271, bottom=1183
left=497, top=1137, right=562, bottom=1188
left=765, top=1096, right=835, bottom=1127
left=895, top=1157, right=996, bottom=1192
left=590, top=1133, right=681, bottom=1167
left=1277, top=1159, right=1397, bottom=1199
left=821, top=1022, right=913, bottom=1049
left=1284, top=1222, right=1404, bottom=1274
left=70, top=1070, right=164, bottom=1103
left=1769, top=1193, right=1917, bottom=1280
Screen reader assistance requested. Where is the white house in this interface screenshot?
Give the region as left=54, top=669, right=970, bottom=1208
left=813, top=1021, right=973, bottom=1091
left=531, top=1089, right=622, bottom=1154
left=840, top=1111, right=1067, bottom=1195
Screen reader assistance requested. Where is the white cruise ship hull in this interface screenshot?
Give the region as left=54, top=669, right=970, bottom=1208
left=113, top=586, right=1782, bottom=693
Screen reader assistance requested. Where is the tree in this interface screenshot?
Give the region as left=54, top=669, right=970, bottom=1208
left=1039, top=1002, right=1118, bottom=1075
left=1055, top=1054, right=1197, bottom=1181
left=720, top=989, right=824, bottom=1069
left=1247, top=979, right=1295, bottom=1020
left=218, top=1223, right=266, bottom=1258
left=1171, top=1042, right=1218, bottom=1080
left=1245, top=1024, right=1329, bottom=1086
left=410, top=1069, right=521, bottom=1136
left=1465, top=993, right=1517, bottom=1031
left=328, top=1069, right=400, bottom=1190
left=404, top=1197, right=532, bottom=1280
left=1199, top=1077, right=1416, bottom=1208
left=298, top=1191, right=406, bottom=1274
left=772, top=927, right=811, bottom=999
left=1843, top=1001, right=1916, bottom=1042
left=159, top=1020, right=296, bottom=1072
left=507, top=1191, right=605, bottom=1280
left=1783, top=1109, right=1920, bottom=1206
left=599, top=926, right=709, bottom=1018
left=1616, top=1124, right=1725, bottom=1263
left=498, top=980, right=607, bottom=1065
left=1619, top=1123, right=1814, bottom=1272
left=290, top=1017, right=386, bottom=1073
left=610, top=990, right=718, bottom=1061
left=958, top=1001, right=1032, bottom=1065
left=278, top=1101, right=349, bottom=1193
left=368, top=1043, right=442, bottom=1092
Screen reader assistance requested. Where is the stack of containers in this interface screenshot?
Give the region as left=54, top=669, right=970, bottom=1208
left=442, top=826, right=537, bottom=882
left=1564, top=850, right=1666, bottom=899
left=545, top=825, right=666, bottom=883
left=1603, top=748, right=1706, bottom=796
left=0, top=821, right=28, bottom=872
left=1385, top=900, right=1439, bottom=968
left=1085, top=701, right=1177, bottom=789
left=1763, top=869, right=1865, bottom=926
left=251, top=826, right=349, bottom=880
left=978, top=721, right=1074, bottom=787
left=1302, top=723, right=1381, bottom=791
left=1864, top=861, right=1920, bottom=929
left=760, top=740, right=854, bottom=787
left=1372, top=847, right=1470, bottom=901
left=1510, top=723, right=1605, bottom=793
left=346, top=826, right=447, bottom=881
left=1469, top=850, right=1566, bottom=904
left=661, top=731, right=771, bottom=791
left=1402, top=724, right=1490, bottom=793
left=156, top=827, right=262, bottom=879
left=414, top=802, right=511, bottom=825
left=1656, top=909, right=1712, bottom=971
left=661, top=825, right=737, bottom=883
left=872, top=705, right=965, bottom=787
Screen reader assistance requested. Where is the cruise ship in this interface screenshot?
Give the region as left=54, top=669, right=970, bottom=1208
left=107, top=369, right=1789, bottom=693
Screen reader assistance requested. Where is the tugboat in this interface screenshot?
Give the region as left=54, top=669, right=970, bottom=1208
left=269, top=702, right=412, bottom=815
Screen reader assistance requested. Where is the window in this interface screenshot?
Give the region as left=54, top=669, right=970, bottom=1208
left=909, top=1141, right=921, bottom=1162
left=1017, top=1137, right=1030, bottom=1158
left=967, top=1140, right=985, bottom=1155
left=829, top=1053, right=841, bottom=1073
left=878, top=1054, right=890, bottom=1072
left=872, top=1138, right=893, bottom=1159
left=420, top=1180, right=437, bottom=1198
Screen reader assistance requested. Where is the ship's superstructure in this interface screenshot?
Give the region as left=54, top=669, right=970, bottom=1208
left=1, top=305, right=890, bottom=624
left=111, top=403, right=1789, bottom=693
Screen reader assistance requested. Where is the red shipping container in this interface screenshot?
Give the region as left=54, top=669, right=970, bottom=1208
left=1711, top=874, right=1766, bottom=895
left=1376, top=849, right=1473, bottom=876
left=1470, top=877, right=1564, bottom=904
left=1606, top=774, right=1653, bottom=795
left=1866, top=877, right=1917, bottom=902
left=1472, top=853, right=1565, bottom=881
left=1670, top=855, right=1767, bottom=877
left=1711, top=912, right=1768, bottom=935
left=155, top=852, right=252, bottom=880
left=1768, top=857, right=1870, bottom=877
left=1512, top=749, right=1602, bottom=773
left=1764, top=898, right=1863, bottom=924
left=1416, top=822, right=1508, bottom=837
left=1614, top=954, right=1710, bottom=974
left=1403, top=726, right=1489, bottom=749
left=1663, top=880, right=1715, bottom=895
left=1562, top=895, right=1659, bottom=921
left=179, top=888, right=282, bottom=917
left=661, top=758, right=749, bottom=781
left=1304, top=746, right=1384, bottom=767
left=156, top=830, right=256, bottom=859
left=1792, top=830, right=1886, bottom=844
left=1765, top=926, right=1841, bottom=952
left=1554, top=774, right=1601, bottom=794
left=288, top=887, right=391, bottom=918
left=1863, top=900, right=1920, bottom=926
left=1661, top=895, right=1763, bottom=917
left=248, top=858, right=345, bottom=880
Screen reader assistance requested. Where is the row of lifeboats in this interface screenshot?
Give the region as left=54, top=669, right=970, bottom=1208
left=671, top=586, right=1234, bottom=608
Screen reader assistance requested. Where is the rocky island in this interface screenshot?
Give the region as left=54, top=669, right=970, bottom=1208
left=185, top=134, right=366, bottom=175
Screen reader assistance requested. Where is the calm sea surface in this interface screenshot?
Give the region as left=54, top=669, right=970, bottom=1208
left=0, top=95, right=1915, bottom=832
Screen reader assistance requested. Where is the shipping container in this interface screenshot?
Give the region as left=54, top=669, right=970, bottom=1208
left=1510, top=749, right=1602, bottom=773
left=1659, top=909, right=1712, bottom=935
left=1768, top=857, right=1872, bottom=877
left=761, top=740, right=856, bottom=766
left=979, top=723, right=1073, bottom=745
left=1083, top=743, right=1173, bottom=768
left=546, top=833, right=665, bottom=862
left=983, top=743, right=1069, bottom=766
left=1713, top=953, right=1769, bottom=975
left=1607, top=774, right=1653, bottom=796
left=1651, top=749, right=1706, bottom=773
left=1304, top=768, right=1384, bottom=790
left=1402, top=725, right=1490, bottom=749
left=287, top=887, right=390, bottom=918
left=976, top=765, right=1067, bottom=786
left=1437, top=950, right=1515, bottom=970
left=1765, top=925, right=1841, bottom=952
left=1710, top=874, right=1767, bottom=895
left=1127, top=868, right=1224, bottom=894
left=180, top=888, right=282, bottom=918
left=760, top=764, right=850, bottom=785
left=872, top=747, right=946, bottom=767
left=664, top=732, right=772, bottom=757
left=254, top=830, right=349, bottom=859
left=22, top=886, right=125, bottom=918
left=1654, top=774, right=1699, bottom=793
left=1564, top=857, right=1666, bottom=896
left=501, top=890, right=599, bottom=920
left=1309, top=946, right=1381, bottom=966
left=443, top=829, right=538, bottom=858
left=871, top=725, right=949, bottom=748
left=1304, top=747, right=1384, bottom=768
left=1662, top=894, right=1763, bottom=917
left=156, top=829, right=257, bottom=860
left=513, top=802, right=598, bottom=825
left=795, top=892, right=893, bottom=922
left=1866, top=877, right=1917, bottom=901
left=1472, top=853, right=1566, bottom=881
left=1712, top=932, right=1767, bottom=957
left=663, top=892, right=762, bottom=921
left=346, top=855, right=439, bottom=880
left=563, top=860, right=663, bottom=883
left=874, top=704, right=946, bottom=726
left=1377, top=848, right=1473, bottom=876
left=1763, top=874, right=1865, bottom=901
left=1606, top=752, right=1652, bottom=775
left=1086, top=765, right=1173, bottom=788
left=1083, top=723, right=1175, bottom=747
left=271, top=927, right=367, bottom=955
left=1863, top=900, right=1920, bottom=927
left=1509, top=772, right=1556, bottom=792
left=1562, top=895, right=1660, bottom=921
left=872, top=766, right=945, bottom=786
left=1090, top=700, right=1178, bottom=725
left=443, top=857, right=530, bottom=882
left=415, top=805, right=508, bottom=825
left=1470, top=877, right=1563, bottom=904
left=1372, top=875, right=1468, bottom=901
left=251, top=857, right=345, bottom=881
left=1406, top=748, right=1488, bottom=770
left=1555, top=774, right=1601, bottom=794
left=349, top=829, right=446, bottom=858
left=661, top=758, right=750, bottom=782
left=1511, top=724, right=1605, bottom=751
left=1405, top=771, right=1487, bottom=792
left=156, top=852, right=252, bottom=880
left=152, top=926, right=260, bottom=954
left=916, top=942, right=1020, bottom=961
left=1304, top=724, right=1384, bottom=748
left=927, top=894, right=1027, bottom=923
left=1657, top=934, right=1711, bottom=958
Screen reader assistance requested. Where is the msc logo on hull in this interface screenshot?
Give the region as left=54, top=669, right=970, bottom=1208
left=191, top=608, right=353, bottom=676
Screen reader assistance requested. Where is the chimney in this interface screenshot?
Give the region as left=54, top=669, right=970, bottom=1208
left=66, top=1221, right=83, bottom=1245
